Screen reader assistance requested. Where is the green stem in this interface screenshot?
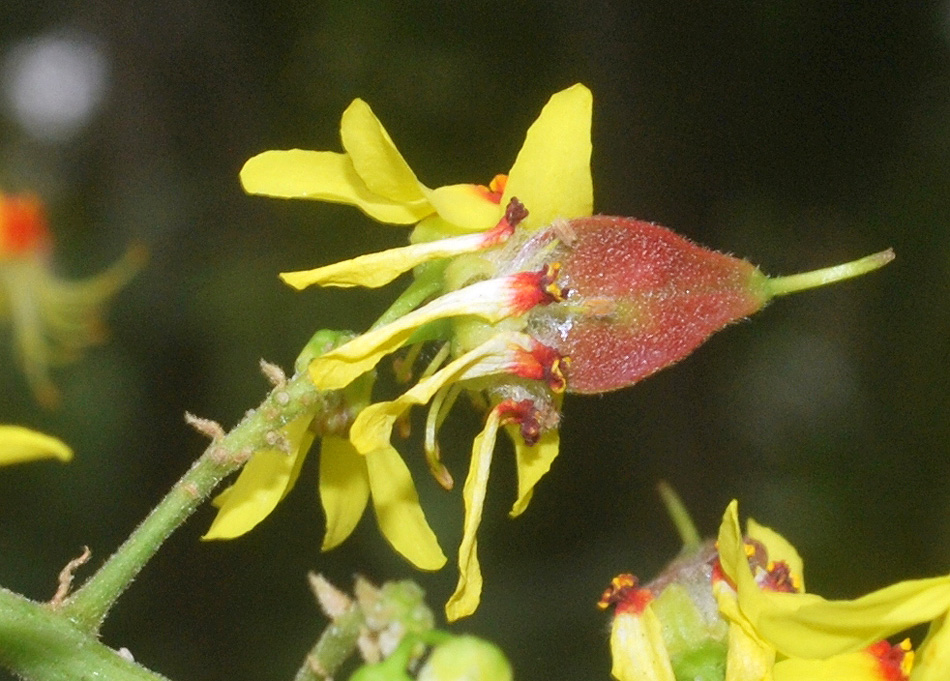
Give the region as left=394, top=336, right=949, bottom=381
left=0, top=586, right=169, bottom=681
left=59, top=369, right=342, bottom=633
left=766, top=248, right=894, bottom=297
left=293, top=606, right=365, bottom=681
left=657, top=481, right=702, bottom=550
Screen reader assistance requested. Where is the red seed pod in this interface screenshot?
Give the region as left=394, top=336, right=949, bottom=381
left=530, top=216, right=770, bottom=394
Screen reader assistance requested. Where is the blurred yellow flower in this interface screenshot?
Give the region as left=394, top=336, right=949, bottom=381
left=0, top=424, right=71, bottom=465
left=0, top=192, right=144, bottom=406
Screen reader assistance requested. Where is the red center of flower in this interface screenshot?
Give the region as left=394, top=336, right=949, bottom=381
left=598, top=574, right=654, bottom=615
left=868, top=640, right=913, bottom=681
left=1, top=194, right=51, bottom=258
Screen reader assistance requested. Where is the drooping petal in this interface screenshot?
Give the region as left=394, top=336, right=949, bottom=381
left=718, top=501, right=950, bottom=660
left=240, top=150, right=430, bottom=224
left=339, top=98, right=428, bottom=204
left=318, top=435, right=371, bottom=551
left=280, top=228, right=509, bottom=290
left=0, top=425, right=72, bottom=465
left=445, top=406, right=502, bottom=621
left=365, top=445, right=446, bottom=570
left=508, top=425, right=559, bottom=517
left=203, top=415, right=315, bottom=539
left=350, top=332, right=541, bottom=455
left=309, top=275, right=555, bottom=390
left=501, top=83, right=593, bottom=230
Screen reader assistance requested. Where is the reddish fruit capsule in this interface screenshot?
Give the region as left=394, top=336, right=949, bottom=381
left=526, top=215, right=892, bottom=394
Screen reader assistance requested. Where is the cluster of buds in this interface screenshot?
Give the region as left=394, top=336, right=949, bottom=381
left=207, top=84, right=893, bottom=620
left=599, top=499, right=949, bottom=681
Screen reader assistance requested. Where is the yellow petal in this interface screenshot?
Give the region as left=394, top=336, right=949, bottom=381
left=365, top=445, right=446, bottom=570
left=424, top=184, right=503, bottom=232
left=608, top=608, right=678, bottom=681
left=0, top=425, right=72, bottom=465
left=501, top=83, right=593, bottom=229
left=202, top=416, right=314, bottom=539
left=723, top=621, right=776, bottom=681
left=508, top=426, right=560, bottom=517
left=719, top=501, right=950, bottom=659
left=773, top=651, right=883, bottom=681
left=747, top=518, right=805, bottom=591
left=318, top=435, right=371, bottom=551
left=280, top=229, right=499, bottom=290
left=350, top=332, right=534, bottom=455
left=445, top=407, right=501, bottom=621
left=914, top=612, right=950, bottom=681
left=340, top=99, right=428, bottom=204
left=309, top=277, right=529, bottom=390
left=240, top=149, right=430, bottom=224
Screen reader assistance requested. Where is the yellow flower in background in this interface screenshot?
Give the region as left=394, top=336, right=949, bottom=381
left=0, top=425, right=72, bottom=465
left=601, top=499, right=950, bottom=681
left=0, top=192, right=144, bottom=407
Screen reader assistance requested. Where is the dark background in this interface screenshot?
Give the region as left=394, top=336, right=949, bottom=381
left=1, top=2, right=948, bottom=679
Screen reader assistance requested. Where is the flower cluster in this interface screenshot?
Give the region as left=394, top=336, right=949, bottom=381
left=208, top=84, right=892, bottom=620
left=600, top=500, right=950, bottom=681
left=0, top=192, right=144, bottom=406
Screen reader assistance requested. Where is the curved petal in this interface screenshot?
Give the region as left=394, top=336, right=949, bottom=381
left=203, top=416, right=314, bottom=540
left=365, top=445, right=446, bottom=570
left=0, top=425, right=72, bottom=465
left=351, top=332, right=534, bottom=455
left=240, top=150, right=430, bottom=224
left=423, top=184, right=503, bottom=233
left=501, top=83, right=593, bottom=229
left=340, top=99, right=428, bottom=204
left=719, top=501, right=950, bottom=660
left=309, top=277, right=530, bottom=390
left=445, top=407, right=501, bottom=621
left=319, top=435, right=371, bottom=550
left=280, top=228, right=503, bottom=290
left=507, top=426, right=559, bottom=517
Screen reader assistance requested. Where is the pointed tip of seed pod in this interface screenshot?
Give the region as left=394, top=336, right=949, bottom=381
left=766, top=248, right=895, bottom=298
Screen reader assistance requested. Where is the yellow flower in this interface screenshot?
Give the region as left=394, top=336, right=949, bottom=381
left=0, top=192, right=144, bottom=407
left=715, top=500, right=950, bottom=680
left=0, top=425, right=72, bottom=465
left=600, top=500, right=950, bottom=681
left=233, top=85, right=593, bottom=620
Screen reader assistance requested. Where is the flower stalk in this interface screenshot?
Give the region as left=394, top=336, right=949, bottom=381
left=765, top=248, right=895, bottom=297
left=58, top=365, right=345, bottom=632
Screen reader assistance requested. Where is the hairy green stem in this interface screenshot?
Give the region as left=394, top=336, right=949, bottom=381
left=293, top=606, right=365, bottom=681
left=58, top=367, right=342, bottom=633
left=0, top=587, right=169, bottom=680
